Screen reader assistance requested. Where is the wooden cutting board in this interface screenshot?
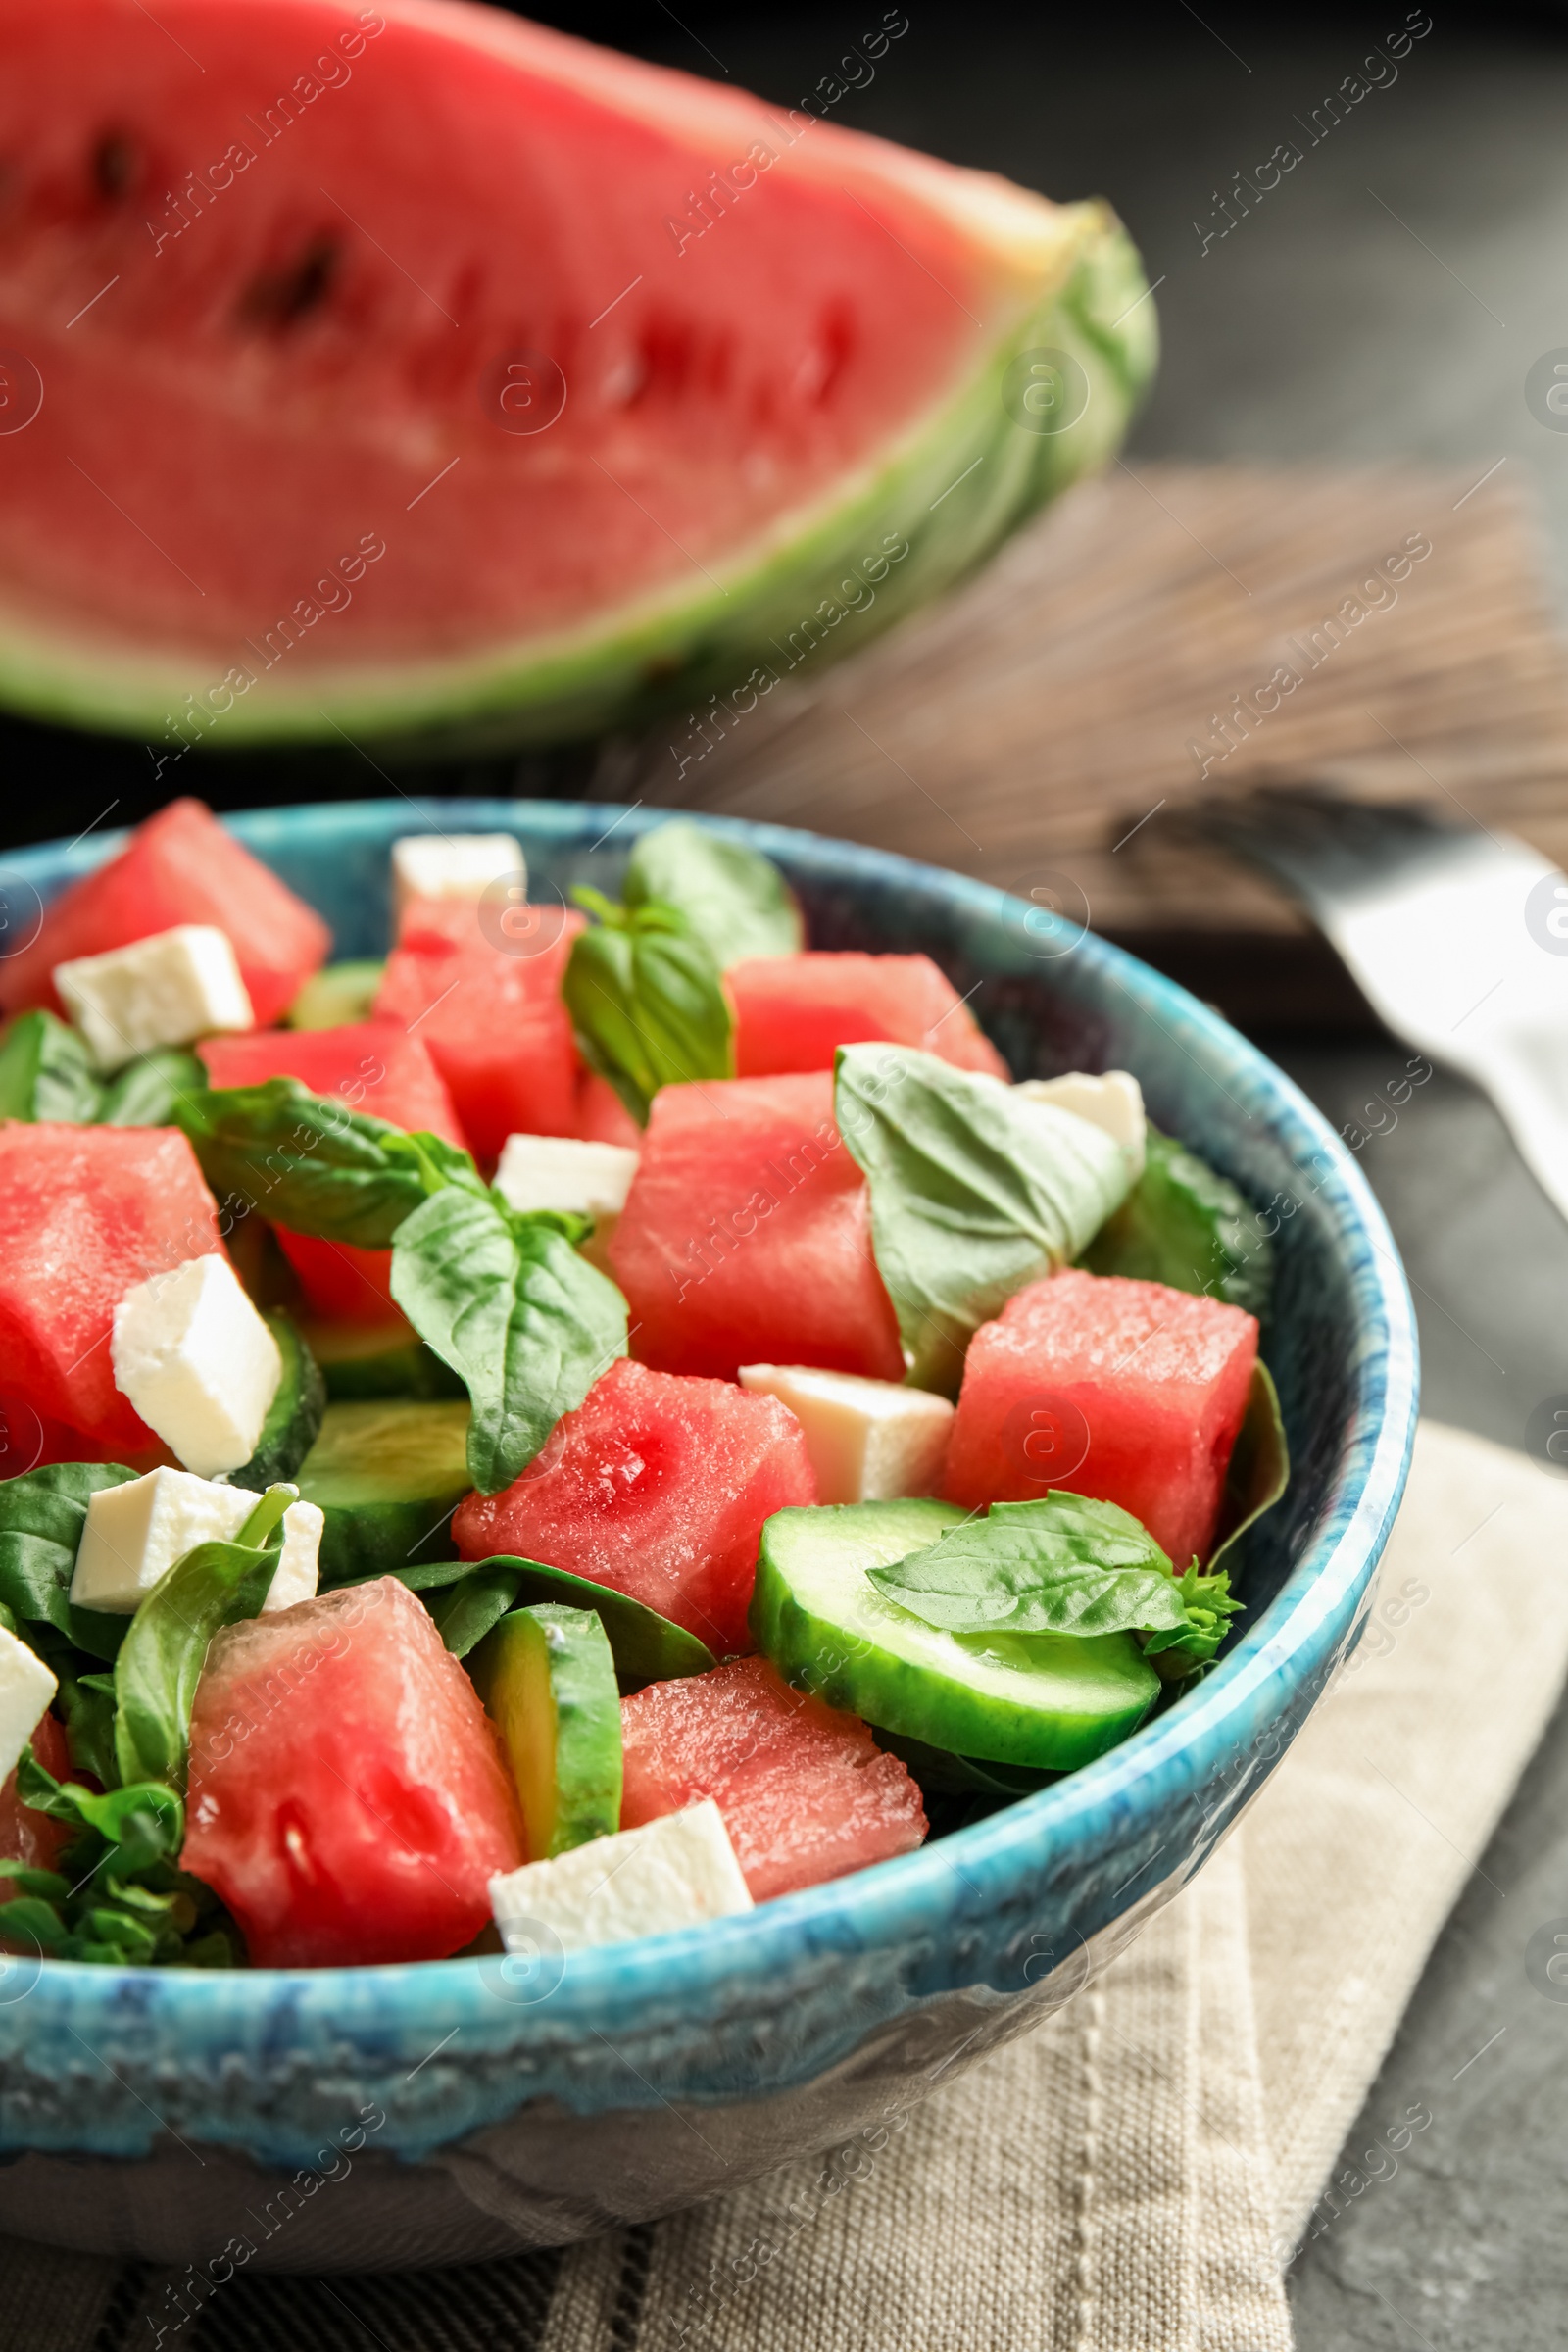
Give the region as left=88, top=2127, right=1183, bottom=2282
left=597, top=463, right=1568, bottom=1027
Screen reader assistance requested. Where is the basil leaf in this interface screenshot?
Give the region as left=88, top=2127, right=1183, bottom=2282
left=219, top=1312, right=326, bottom=1492
left=1141, top=1563, right=1245, bottom=1679
left=623, top=821, right=803, bottom=970
left=868, top=1492, right=1182, bottom=1635
left=0, top=1461, right=141, bottom=1661
left=425, top=1562, right=523, bottom=1657
left=1208, top=1361, right=1289, bottom=1582
left=564, top=901, right=733, bottom=1125
left=97, top=1048, right=209, bottom=1129
left=173, top=1079, right=479, bottom=1246
left=835, top=1045, right=1132, bottom=1393
left=12, top=1745, right=231, bottom=1966
left=112, top=1486, right=294, bottom=1791
left=1079, top=1126, right=1274, bottom=1319
left=391, top=1192, right=628, bottom=1494
left=0, top=1009, right=105, bottom=1122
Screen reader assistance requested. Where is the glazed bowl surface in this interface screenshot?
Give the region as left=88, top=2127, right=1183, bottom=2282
left=0, top=799, right=1417, bottom=2269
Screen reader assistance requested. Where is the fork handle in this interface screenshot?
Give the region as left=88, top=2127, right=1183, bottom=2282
left=1469, top=1042, right=1568, bottom=1229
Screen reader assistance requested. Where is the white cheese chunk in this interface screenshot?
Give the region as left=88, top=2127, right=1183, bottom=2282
left=71, top=1466, right=323, bottom=1616
left=111, top=1254, right=282, bottom=1478
left=493, top=1132, right=640, bottom=1221
left=54, top=924, right=254, bottom=1072
left=490, top=1800, right=753, bottom=1954
left=736, top=1363, right=954, bottom=1504
left=1014, top=1070, right=1147, bottom=1181
left=0, top=1626, right=58, bottom=1786
left=392, top=833, right=525, bottom=914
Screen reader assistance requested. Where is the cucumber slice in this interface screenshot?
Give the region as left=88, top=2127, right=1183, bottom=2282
left=297, top=1400, right=473, bottom=1580
left=300, top=1313, right=466, bottom=1402
left=751, top=1499, right=1160, bottom=1771
left=286, top=960, right=387, bottom=1030
left=221, top=1312, right=326, bottom=1492
left=470, top=1603, right=623, bottom=1859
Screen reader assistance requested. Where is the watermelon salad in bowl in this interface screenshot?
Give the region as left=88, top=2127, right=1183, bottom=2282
left=0, top=798, right=1415, bottom=2268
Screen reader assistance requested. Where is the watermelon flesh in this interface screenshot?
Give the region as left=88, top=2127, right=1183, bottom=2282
left=0, top=800, right=328, bottom=1029
left=374, top=901, right=583, bottom=1165
left=730, top=954, right=1008, bottom=1081
left=620, top=1656, right=926, bottom=1901
left=182, top=1576, right=523, bottom=1967
left=944, top=1269, right=1258, bottom=1567
left=0, top=1, right=1153, bottom=748
left=453, top=1356, right=816, bottom=1658
left=0, top=1710, right=72, bottom=1909
left=200, top=1018, right=465, bottom=1317
left=609, top=1072, right=905, bottom=1383
left=0, top=1124, right=227, bottom=1452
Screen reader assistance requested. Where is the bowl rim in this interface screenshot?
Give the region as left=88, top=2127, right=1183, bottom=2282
left=0, top=798, right=1418, bottom=2061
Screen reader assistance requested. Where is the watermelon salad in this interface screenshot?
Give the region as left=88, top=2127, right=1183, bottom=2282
left=0, top=804, right=1286, bottom=1972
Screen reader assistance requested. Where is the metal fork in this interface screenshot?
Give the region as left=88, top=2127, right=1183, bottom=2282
left=1193, top=786, right=1568, bottom=1226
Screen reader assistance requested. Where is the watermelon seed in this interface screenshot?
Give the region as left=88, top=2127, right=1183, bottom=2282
left=238, top=233, right=342, bottom=331
left=91, top=131, right=140, bottom=203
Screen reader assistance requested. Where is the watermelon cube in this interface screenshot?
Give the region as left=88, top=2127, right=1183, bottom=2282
left=0, top=799, right=329, bottom=1031
left=619, top=1656, right=927, bottom=1900
left=200, top=1021, right=466, bottom=1319
left=729, top=953, right=1008, bottom=1081
left=453, top=1356, right=816, bottom=1658
left=571, top=1069, right=643, bottom=1151
left=183, top=1576, right=523, bottom=1967
left=374, top=901, right=585, bottom=1165
left=944, top=1269, right=1258, bottom=1567
left=0, top=1125, right=226, bottom=1452
left=608, top=1073, right=905, bottom=1383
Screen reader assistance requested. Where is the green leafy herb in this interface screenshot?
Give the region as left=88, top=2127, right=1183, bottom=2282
left=623, top=820, right=803, bottom=970
left=1079, top=1125, right=1274, bottom=1318
left=380, top=1554, right=715, bottom=1685
left=0, top=1461, right=140, bottom=1662
left=564, top=889, right=733, bottom=1125
left=111, top=1484, right=294, bottom=1791
left=835, top=1044, right=1132, bottom=1393
left=97, top=1048, right=208, bottom=1128
left=1209, top=1361, right=1289, bottom=1582
left=0, top=1009, right=105, bottom=1122
left=173, top=1078, right=480, bottom=1247
left=12, top=1748, right=237, bottom=1966
left=866, top=1492, right=1243, bottom=1680
left=220, top=1312, right=326, bottom=1492
left=390, top=1192, right=627, bottom=1494
left=424, top=1563, right=524, bottom=1657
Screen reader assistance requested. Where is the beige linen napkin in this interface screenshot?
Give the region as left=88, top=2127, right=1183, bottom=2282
left=1, top=1419, right=1564, bottom=2352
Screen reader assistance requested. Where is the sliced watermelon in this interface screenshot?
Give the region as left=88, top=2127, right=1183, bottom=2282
left=182, top=1576, right=523, bottom=1967
left=619, top=1656, right=926, bottom=1900
left=452, top=1356, right=816, bottom=1658
left=0, top=2, right=1153, bottom=749
left=374, top=901, right=583, bottom=1165
left=572, top=1070, right=643, bottom=1152
left=609, top=1072, right=904, bottom=1382
left=0, top=801, right=328, bottom=1028
left=200, top=1019, right=465, bottom=1317
left=943, top=1269, right=1258, bottom=1568
left=0, top=1124, right=226, bottom=1452
left=0, top=1708, right=71, bottom=1903
left=730, top=954, right=1008, bottom=1080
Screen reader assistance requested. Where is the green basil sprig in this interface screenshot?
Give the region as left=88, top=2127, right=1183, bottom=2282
left=11, top=1754, right=237, bottom=1967
left=0, top=1462, right=141, bottom=1662
left=835, top=1045, right=1132, bottom=1393
left=1080, top=1126, right=1275, bottom=1320
left=622, top=820, right=803, bottom=971
left=866, top=1492, right=1243, bottom=1680
left=564, top=888, right=733, bottom=1125
left=0, top=1009, right=208, bottom=1128
left=368, top=1554, right=716, bottom=1683
left=97, top=1047, right=209, bottom=1129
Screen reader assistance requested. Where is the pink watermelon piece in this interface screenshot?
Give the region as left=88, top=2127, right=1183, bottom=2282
left=0, top=1709, right=71, bottom=1910
left=944, top=1269, right=1258, bottom=1568
left=374, top=901, right=584, bottom=1166
left=0, top=800, right=328, bottom=1029
left=200, top=1019, right=465, bottom=1318
left=453, top=1356, right=816, bottom=1659
left=183, top=1576, right=523, bottom=1968
left=729, top=953, right=1008, bottom=1080
left=571, top=1069, right=643, bottom=1150
left=0, top=1124, right=226, bottom=1452
left=608, top=1072, right=905, bottom=1383
left=620, top=1656, right=927, bottom=1901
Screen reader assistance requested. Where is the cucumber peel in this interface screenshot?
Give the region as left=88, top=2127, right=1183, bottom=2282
left=470, top=1602, right=623, bottom=1860
left=220, top=1313, right=325, bottom=1493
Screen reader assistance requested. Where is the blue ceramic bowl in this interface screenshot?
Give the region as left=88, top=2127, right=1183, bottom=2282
left=0, top=800, right=1417, bottom=2270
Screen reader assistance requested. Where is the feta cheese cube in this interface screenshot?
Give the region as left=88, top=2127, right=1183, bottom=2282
left=490, top=1800, right=752, bottom=1954
left=0, top=1626, right=57, bottom=1786
left=54, top=924, right=254, bottom=1072
left=737, top=1363, right=954, bottom=1503
left=392, top=833, right=525, bottom=915
left=111, top=1254, right=282, bottom=1478
left=1014, top=1070, right=1147, bottom=1181
left=71, top=1466, right=323, bottom=1616
left=493, top=1132, right=640, bottom=1222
